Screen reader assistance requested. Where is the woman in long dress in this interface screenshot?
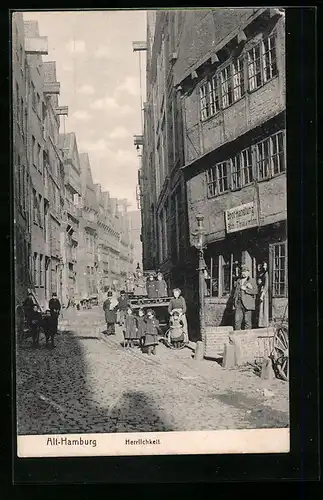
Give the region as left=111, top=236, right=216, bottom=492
left=258, top=262, right=269, bottom=327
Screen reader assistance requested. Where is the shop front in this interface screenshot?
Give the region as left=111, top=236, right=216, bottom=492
left=203, top=215, right=288, bottom=329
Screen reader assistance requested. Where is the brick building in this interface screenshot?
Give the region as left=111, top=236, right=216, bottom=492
left=176, top=8, right=287, bottom=328
left=59, top=132, right=82, bottom=306
left=77, top=153, right=99, bottom=301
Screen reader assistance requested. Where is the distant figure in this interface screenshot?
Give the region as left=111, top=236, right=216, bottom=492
left=155, top=272, right=168, bottom=298
left=146, top=274, right=157, bottom=299
left=117, top=290, right=129, bottom=326
left=123, top=306, right=137, bottom=348
left=29, top=304, right=42, bottom=347
left=168, top=288, right=188, bottom=343
left=134, top=270, right=147, bottom=296
left=233, top=264, right=258, bottom=330
left=49, top=292, right=61, bottom=336
left=103, top=291, right=118, bottom=335
left=142, top=309, right=160, bottom=355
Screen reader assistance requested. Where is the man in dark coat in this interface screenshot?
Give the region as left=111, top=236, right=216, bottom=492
left=103, top=291, right=118, bottom=335
left=23, top=291, right=35, bottom=328
left=233, top=264, right=258, bottom=330
left=29, top=304, right=42, bottom=347
left=146, top=274, right=157, bottom=299
left=117, top=290, right=129, bottom=326
left=49, top=292, right=61, bottom=335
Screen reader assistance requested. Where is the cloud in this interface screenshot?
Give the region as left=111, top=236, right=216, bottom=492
left=72, top=110, right=92, bottom=121
left=108, top=126, right=131, bottom=140
left=94, top=45, right=114, bottom=59
left=115, top=76, right=140, bottom=97
left=79, top=139, right=110, bottom=155
left=61, top=63, right=73, bottom=72
left=66, top=39, right=86, bottom=53
left=78, top=84, right=95, bottom=95
left=90, top=96, right=134, bottom=115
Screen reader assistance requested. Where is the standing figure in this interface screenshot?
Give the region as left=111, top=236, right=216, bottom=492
left=169, top=310, right=185, bottom=348
left=143, top=309, right=160, bottom=355
left=146, top=274, right=157, bottom=299
left=155, top=272, right=168, bottom=298
left=136, top=308, right=146, bottom=347
left=49, top=292, right=61, bottom=336
left=258, top=262, right=270, bottom=327
left=117, top=290, right=129, bottom=326
left=23, top=291, right=35, bottom=329
left=42, top=310, right=55, bottom=348
left=123, top=307, right=137, bottom=348
left=30, top=304, right=42, bottom=347
left=233, top=264, right=258, bottom=330
left=134, top=270, right=147, bottom=296
left=103, top=291, right=118, bottom=335
left=168, top=288, right=188, bottom=343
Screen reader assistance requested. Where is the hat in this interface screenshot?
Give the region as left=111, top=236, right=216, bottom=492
left=241, top=265, right=250, bottom=272
left=107, top=291, right=113, bottom=297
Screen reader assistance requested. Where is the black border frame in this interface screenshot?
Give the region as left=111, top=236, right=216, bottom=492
left=1, top=4, right=319, bottom=486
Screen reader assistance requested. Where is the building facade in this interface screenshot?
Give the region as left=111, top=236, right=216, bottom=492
left=128, top=210, right=143, bottom=269
left=59, top=133, right=82, bottom=306
left=176, top=8, right=287, bottom=328
left=77, top=153, right=99, bottom=300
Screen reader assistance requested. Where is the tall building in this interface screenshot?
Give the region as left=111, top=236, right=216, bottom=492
left=42, top=61, right=68, bottom=301
left=141, top=8, right=287, bottom=337
left=59, top=132, right=82, bottom=306
left=77, top=153, right=99, bottom=300
left=177, top=8, right=287, bottom=328
left=128, top=210, right=143, bottom=269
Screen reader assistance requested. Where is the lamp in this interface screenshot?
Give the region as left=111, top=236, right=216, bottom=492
left=191, top=214, right=206, bottom=360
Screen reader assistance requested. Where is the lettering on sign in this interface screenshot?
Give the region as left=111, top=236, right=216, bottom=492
left=225, top=202, right=258, bottom=234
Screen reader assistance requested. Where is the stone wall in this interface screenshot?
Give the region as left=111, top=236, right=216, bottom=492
left=228, top=327, right=275, bottom=365
left=204, top=326, right=233, bottom=358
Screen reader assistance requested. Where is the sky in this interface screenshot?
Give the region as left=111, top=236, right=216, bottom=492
left=22, top=10, right=147, bottom=209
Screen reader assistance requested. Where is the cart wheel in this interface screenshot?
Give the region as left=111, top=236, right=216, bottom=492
left=271, top=326, right=289, bottom=381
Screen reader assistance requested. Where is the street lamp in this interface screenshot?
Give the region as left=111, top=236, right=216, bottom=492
left=191, top=214, right=206, bottom=360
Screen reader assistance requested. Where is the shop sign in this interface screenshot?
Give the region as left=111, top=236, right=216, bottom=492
left=225, top=202, right=258, bottom=234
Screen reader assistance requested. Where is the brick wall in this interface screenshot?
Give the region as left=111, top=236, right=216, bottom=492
left=204, top=326, right=233, bottom=357
left=228, top=327, right=275, bottom=365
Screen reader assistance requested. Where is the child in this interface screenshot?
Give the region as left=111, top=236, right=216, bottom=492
left=117, top=290, right=129, bottom=326
left=30, top=304, right=42, bottom=347
left=136, top=308, right=146, bottom=348
left=124, top=306, right=137, bottom=348
left=169, top=310, right=185, bottom=348
left=155, top=272, right=168, bottom=298
left=168, top=288, right=188, bottom=343
left=143, top=309, right=160, bottom=355
left=42, top=310, right=55, bottom=348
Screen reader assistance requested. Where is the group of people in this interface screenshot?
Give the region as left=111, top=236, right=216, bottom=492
left=102, top=287, right=189, bottom=355
left=22, top=291, right=61, bottom=347
left=133, top=270, right=169, bottom=299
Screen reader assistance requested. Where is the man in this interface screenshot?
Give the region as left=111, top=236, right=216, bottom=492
left=23, top=291, right=35, bottom=328
left=117, top=290, right=129, bottom=326
left=233, top=264, right=258, bottom=330
left=103, top=291, right=118, bottom=335
left=49, top=292, right=61, bottom=335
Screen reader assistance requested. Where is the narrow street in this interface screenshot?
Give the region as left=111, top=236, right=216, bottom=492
left=16, top=307, right=289, bottom=435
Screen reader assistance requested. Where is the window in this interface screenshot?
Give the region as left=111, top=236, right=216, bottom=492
left=231, top=148, right=253, bottom=189
left=31, top=82, right=36, bottom=109
left=232, top=57, right=245, bottom=101
left=220, top=65, right=233, bottom=108
left=20, top=97, right=24, bottom=129
left=207, top=162, right=229, bottom=197
left=33, top=252, right=37, bottom=285
left=248, top=35, right=278, bottom=91
left=199, top=76, right=220, bottom=121
left=39, top=254, right=44, bottom=286
left=36, top=93, right=40, bottom=115
left=38, top=144, right=42, bottom=173
left=272, top=242, right=287, bottom=297
left=256, top=131, right=285, bottom=180
left=38, top=194, right=43, bottom=227
left=33, top=189, right=37, bottom=224
left=204, top=252, right=241, bottom=298
left=32, top=136, right=36, bottom=167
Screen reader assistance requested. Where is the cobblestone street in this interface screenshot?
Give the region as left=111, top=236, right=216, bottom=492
left=16, top=308, right=289, bottom=435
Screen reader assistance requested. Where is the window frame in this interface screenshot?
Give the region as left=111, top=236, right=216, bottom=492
left=206, top=161, right=230, bottom=198
left=247, top=33, right=278, bottom=93
left=256, top=130, right=286, bottom=181
left=271, top=241, right=288, bottom=298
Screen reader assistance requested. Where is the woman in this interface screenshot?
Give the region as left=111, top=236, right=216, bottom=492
left=168, top=288, right=188, bottom=343
left=103, top=291, right=118, bottom=335
left=146, top=274, right=157, bottom=299
left=258, top=262, right=269, bottom=327
left=123, top=306, right=137, bottom=348
left=155, top=272, right=168, bottom=298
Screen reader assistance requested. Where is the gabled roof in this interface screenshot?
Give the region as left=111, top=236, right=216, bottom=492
left=79, top=153, right=99, bottom=212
